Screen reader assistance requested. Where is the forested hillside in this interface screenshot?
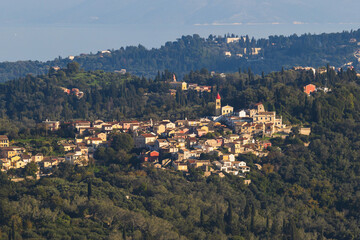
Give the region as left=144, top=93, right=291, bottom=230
left=0, top=61, right=358, bottom=135
left=1, top=64, right=360, bottom=239
left=0, top=29, right=360, bottom=82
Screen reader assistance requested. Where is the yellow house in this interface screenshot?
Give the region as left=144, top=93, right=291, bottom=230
left=10, top=155, right=21, bottom=163
left=1, top=159, right=11, bottom=170
left=32, top=153, right=43, bottom=163
left=96, top=132, right=107, bottom=142
left=200, top=126, right=209, bottom=133
left=63, top=144, right=76, bottom=152
left=299, top=127, right=311, bottom=136
left=189, top=160, right=210, bottom=168
left=222, top=105, right=234, bottom=115
left=154, top=124, right=166, bottom=135
left=1, top=148, right=16, bottom=159
left=173, top=161, right=188, bottom=171
left=230, top=142, right=243, bottom=154
left=0, top=135, right=9, bottom=147
left=14, top=160, right=27, bottom=169
left=75, top=138, right=84, bottom=144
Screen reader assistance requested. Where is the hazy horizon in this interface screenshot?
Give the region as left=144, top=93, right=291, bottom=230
left=0, top=0, right=359, bottom=62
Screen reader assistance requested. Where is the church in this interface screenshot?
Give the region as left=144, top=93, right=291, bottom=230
left=215, top=93, right=234, bottom=116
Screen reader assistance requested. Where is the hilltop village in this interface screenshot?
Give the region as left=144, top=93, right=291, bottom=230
left=0, top=94, right=310, bottom=182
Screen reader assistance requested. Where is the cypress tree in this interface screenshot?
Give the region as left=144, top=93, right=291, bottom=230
left=224, top=201, right=233, bottom=234
left=88, top=181, right=92, bottom=201
left=200, top=209, right=204, bottom=227
left=11, top=221, right=15, bottom=240
left=244, top=201, right=251, bottom=219
left=123, top=228, right=127, bottom=240
left=250, top=205, right=255, bottom=232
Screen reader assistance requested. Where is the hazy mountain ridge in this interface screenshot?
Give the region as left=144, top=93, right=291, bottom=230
left=1, top=0, right=359, bottom=25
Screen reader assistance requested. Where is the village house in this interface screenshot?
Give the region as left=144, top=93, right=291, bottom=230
left=42, top=120, right=60, bottom=131
left=0, top=159, right=11, bottom=171
left=187, top=159, right=211, bottom=168
left=195, top=127, right=208, bottom=137
left=173, top=161, right=188, bottom=171
left=73, top=121, right=91, bottom=132
left=13, top=160, right=27, bottom=169
left=153, top=124, right=166, bottom=135
left=159, top=120, right=176, bottom=129
left=65, top=152, right=81, bottom=164
left=32, top=153, right=44, bottom=163
left=154, top=139, right=169, bottom=150
left=22, top=154, right=32, bottom=163
left=140, top=151, right=160, bottom=162
left=95, top=132, right=107, bottom=142
left=121, top=121, right=140, bottom=131
left=93, top=120, right=105, bottom=129
left=186, top=119, right=200, bottom=127
left=222, top=105, right=234, bottom=115
left=187, top=137, right=197, bottom=148
left=135, top=133, right=157, bottom=149
left=86, top=137, right=104, bottom=148
left=62, top=143, right=77, bottom=152
left=175, top=120, right=187, bottom=127
left=109, top=122, right=123, bottom=130
left=0, top=147, right=16, bottom=159
left=102, top=124, right=113, bottom=133
left=0, top=135, right=9, bottom=147
left=41, top=157, right=63, bottom=170
left=304, top=84, right=316, bottom=95
left=300, top=127, right=311, bottom=136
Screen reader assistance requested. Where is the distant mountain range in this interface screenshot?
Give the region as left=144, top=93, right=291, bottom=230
left=1, top=0, right=359, bottom=25
left=0, top=29, right=359, bottom=82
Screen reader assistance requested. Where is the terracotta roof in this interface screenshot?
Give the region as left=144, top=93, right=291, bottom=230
left=74, top=120, right=91, bottom=123
left=216, top=93, right=221, bottom=100
left=0, top=135, right=8, bottom=140
left=256, top=112, right=275, bottom=115
left=89, top=137, right=102, bottom=141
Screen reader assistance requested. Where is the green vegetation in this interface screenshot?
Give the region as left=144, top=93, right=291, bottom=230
left=1, top=64, right=360, bottom=239
left=0, top=61, right=358, bottom=135
left=0, top=30, right=360, bottom=82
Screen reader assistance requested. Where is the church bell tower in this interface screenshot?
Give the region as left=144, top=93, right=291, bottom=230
left=215, top=93, right=221, bottom=115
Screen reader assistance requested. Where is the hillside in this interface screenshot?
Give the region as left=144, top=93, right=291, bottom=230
left=0, top=61, right=359, bottom=136
left=0, top=29, right=360, bottom=82
left=1, top=65, right=360, bottom=239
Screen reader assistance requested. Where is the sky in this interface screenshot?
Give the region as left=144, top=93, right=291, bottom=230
left=0, top=0, right=359, bottom=62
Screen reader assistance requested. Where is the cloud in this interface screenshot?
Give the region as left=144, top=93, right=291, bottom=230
left=194, top=22, right=243, bottom=26
left=194, top=22, right=285, bottom=26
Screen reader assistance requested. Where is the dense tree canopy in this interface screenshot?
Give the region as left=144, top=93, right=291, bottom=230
left=1, top=66, right=360, bottom=239
left=0, top=29, right=359, bottom=82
